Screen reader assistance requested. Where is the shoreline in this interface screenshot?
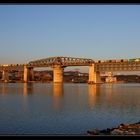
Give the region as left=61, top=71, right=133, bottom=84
left=87, top=121, right=140, bottom=135
left=0, top=80, right=139, bottom=84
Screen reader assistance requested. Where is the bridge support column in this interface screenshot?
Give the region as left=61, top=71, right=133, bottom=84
left=2, top=70, right=9, bottom=82
left=28, top=67, right=34, bottom=81
left=53, top=65, right=64, bottom=83
left=24, top=65, right=28, bottom=82
left=24, top=65, right=34, bottom=82
left=88, top=63, right=102, bottom=84
left=88, top=63, right=95, bottom=84
left=94, top=71, right=102, bottom=83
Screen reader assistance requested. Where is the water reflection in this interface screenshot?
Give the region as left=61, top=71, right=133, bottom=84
left=105, top=84, right=113, bottom=101
left=23, top=83, right=33, bottom=96
left=2, top=83, right=9, bottom=95
left=88, top=84, right=100, bottom=109
left=22, top=83, right=34, bottom=113
left=0, top=83, right=140, bottom=134
left=53, top=83, right=63, bottom=110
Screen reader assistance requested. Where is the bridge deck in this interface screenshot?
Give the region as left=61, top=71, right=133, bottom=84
left=0, top=57, right=140, bottom=72
left=95, top=62, right=140, bottom=71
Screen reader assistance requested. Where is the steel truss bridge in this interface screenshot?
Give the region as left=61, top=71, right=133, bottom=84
left=0, top=56, right=140, bottom=71
left=95, top=62, right=140, bottom=71
left=0, top=56, right=140, bottom=83
left=28, top=56, right=94, bottom=67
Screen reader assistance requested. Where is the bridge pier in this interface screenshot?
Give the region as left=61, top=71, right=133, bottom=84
left=53, top=65, right=64, bottom=83
left=29, top=67, right=34, bottom=81
left=24, top=65, right=34, bottom=82
left=88, top=63, right=95, bottom=84
left=88, top=63, right=102, bottom=84
left=2, top=70, right=9, bottom=82
left=94, top=71, right=102, bottom=83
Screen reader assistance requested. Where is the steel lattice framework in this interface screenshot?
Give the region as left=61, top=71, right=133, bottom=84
left=0, top=64, right=24, bottom=72
left=28, top=56, right=94, bottom=67
left=1, top=56, right=140, bottom=72
left=95, top=62, right=140, bottom=72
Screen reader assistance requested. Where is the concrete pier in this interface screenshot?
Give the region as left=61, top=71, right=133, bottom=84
left=2, top=70, right=9, bottom=82
left=24, top=65, right=34, bottom=82
left=28, top=67, right=34, bottom=81
left=53, top=65, right=64, bottom=83
left=88, top=63, right=102, bottom=84
left=24, top=65, right=28, bottom=82
left=88, top=63, right=95, bottom=84
left=94, top=71, right=102, bottom=83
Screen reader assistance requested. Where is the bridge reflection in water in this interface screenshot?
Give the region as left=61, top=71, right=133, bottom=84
left=2, top=83, right=8, bottom=95
left=88, top=84, right=100, bottom=109
left=53, top=83, right=63, bottom=110
left=23, top=83, right=33, bottom=96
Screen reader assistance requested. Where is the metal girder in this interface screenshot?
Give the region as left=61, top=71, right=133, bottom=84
left=28, top=56, right=94, bottom=67
left=1, top=57, right=140, bottom=72
left=96, top=62, right=140, bottom=72
left=0, top=64, right=24, bottom=71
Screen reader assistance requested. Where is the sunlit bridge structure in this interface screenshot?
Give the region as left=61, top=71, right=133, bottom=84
left=28, top=56, right=94, bottom=83
left=29, top=56, right=94, bottom=67
left=0, top=56, right=140, bottom=83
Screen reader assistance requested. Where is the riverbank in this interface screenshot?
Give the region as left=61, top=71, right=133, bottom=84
left=87, top=121, right=140, bottom=135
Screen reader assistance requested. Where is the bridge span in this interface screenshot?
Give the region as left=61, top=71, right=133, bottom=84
left=0, top=56, right=140, bottom=83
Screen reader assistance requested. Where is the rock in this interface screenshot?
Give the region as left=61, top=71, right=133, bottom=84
left=87, top=130, right=100, bottom=135
left=110, top=129, right=123, bottom=135
left=127, top=131, right=136, bottom=135
left=87, top=121, right=140, bottom=135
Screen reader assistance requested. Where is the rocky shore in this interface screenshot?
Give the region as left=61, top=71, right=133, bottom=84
left=87, top=122, right=140, bottom=135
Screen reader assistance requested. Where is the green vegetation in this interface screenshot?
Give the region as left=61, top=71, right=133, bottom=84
left=128, top=59, right=136, bottom=62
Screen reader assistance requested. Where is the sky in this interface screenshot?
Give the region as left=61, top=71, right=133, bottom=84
left=0, top=5, right=140, bottom=73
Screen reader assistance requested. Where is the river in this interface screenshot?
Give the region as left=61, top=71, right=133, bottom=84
left=0, top=83, right=139, bottom=135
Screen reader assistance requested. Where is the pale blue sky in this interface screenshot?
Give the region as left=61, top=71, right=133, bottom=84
left=0, top=5, right=140, bottom=70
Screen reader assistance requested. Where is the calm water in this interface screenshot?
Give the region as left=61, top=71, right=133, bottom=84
left=0, top=83, right=139, bottom=135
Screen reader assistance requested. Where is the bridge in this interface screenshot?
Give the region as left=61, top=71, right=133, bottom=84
left=0, top=56, right=140, bottom=83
